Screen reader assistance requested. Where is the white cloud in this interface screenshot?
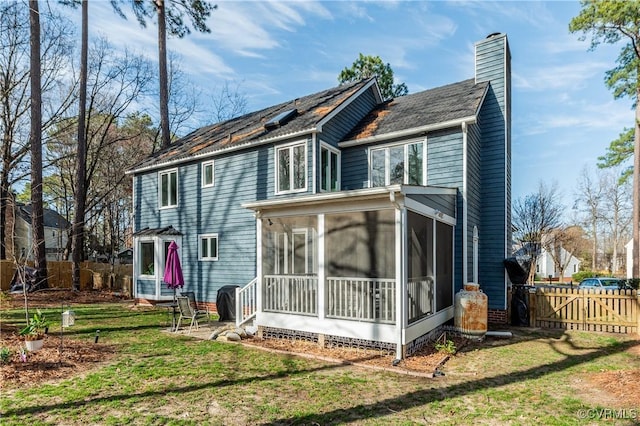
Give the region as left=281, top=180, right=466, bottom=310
left=514, top=60, right=608, bottom=91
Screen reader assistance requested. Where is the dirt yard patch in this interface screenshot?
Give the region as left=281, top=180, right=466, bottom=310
left=585, top=369, right=640, bottom=407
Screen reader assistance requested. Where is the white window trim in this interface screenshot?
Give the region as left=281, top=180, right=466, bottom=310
left=368, top=138, right=426, bottom=187
left=275, top=140, right=308, bottom=195
left=198, top=233, right=219, bottom=261
left=201, top=160, right=215, bottom=188
left=158, top=168, right=179, bottom=209
left=319, top=142, right=341, bottom=193
left=137, top=238, right=156, bottom=278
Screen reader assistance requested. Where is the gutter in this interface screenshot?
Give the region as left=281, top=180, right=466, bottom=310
left=339, top=115, right=477, bottom=148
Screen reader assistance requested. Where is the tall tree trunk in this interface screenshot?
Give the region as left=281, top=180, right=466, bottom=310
left=29, top=0, right=47, bottom=288
left=591, top=219, right=597, bottom=270
left=72, top=0, right=89, bottom=291
left=633, top=86, right=640, bottom=278
left=156, top=0, right=170, bottom=149
left=0, top=182, right=7, bottom=260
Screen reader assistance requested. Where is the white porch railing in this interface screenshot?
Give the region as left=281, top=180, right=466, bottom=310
left=327, top=277, right=396, bottom=323
left=236, top=278, right=257, bottom=326
left=263, top=275, right=318, bottom=315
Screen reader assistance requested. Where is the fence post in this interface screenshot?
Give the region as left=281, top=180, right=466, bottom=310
left=529, top=287, right=536, bottom=327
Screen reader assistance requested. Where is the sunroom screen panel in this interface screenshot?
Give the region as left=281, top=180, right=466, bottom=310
left=407, top=211, right=434, bottom=323
left=325, top=210, right=395, bottom=278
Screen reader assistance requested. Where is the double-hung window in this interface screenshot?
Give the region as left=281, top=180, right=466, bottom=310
left=320, top=144, right=340, bottom=192
left=370, top=141, right=424, bottom=187
left=199, top=234, right=218, bottom=261
left=276, top=142, right=306, bottom=194
left=202, top=161, right=214, bottom=187
left=159, top=169, right=178, bottom=208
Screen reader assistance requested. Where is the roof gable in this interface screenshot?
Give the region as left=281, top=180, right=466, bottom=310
left=17, top=204, right=70, bottom=229
left=342, top=79, right=488, bottom=143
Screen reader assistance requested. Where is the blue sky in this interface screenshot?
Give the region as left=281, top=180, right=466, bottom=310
left=80, top=0, right=634, bottom=209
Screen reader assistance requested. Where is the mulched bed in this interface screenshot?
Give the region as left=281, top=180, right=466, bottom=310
left=0, top=324, right=116, bottom=388
left=240, top=335, right=466, bottom=377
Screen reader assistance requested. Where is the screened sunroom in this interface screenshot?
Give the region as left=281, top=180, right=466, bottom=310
left=242, top=185, right=457, bottom=358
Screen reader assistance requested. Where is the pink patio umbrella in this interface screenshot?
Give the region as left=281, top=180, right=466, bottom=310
left=163, top=241, right=184, bottom=301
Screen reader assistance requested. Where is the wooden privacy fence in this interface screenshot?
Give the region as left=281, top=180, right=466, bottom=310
left=0, top=260, right=133, bottom=296
left=531, top=287, right=639, bottom=334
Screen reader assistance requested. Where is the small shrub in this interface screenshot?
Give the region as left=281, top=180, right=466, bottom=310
left=435, top=339, right=456, bottom=355
left=572, top=271, right=596, bottom=283
left=0, top=347, right=11, bottom=364
left=625, top=278, right=640, bottom=290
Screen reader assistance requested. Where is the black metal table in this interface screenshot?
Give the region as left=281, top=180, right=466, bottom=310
left=156, top=301, right=178, bottom=332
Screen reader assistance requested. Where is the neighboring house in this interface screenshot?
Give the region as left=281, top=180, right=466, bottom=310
left=5, top=202, right=70, bottom=261
left=129, top=33, right=512, bottom=358
left=512, top=242, right=581, bottom=282
left=115, top=248, right=133, bottom=264
left=535, top=246, right=581, bottom=281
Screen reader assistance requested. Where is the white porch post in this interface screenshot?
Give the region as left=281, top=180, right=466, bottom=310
left=394, top=196, right=405, bottom=360
left=318, top=213, right=325, bottom=320
left=256, top=216, right=263, bottom=313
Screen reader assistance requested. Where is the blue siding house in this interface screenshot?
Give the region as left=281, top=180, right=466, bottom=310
left=129, top=33, right=512, bottom=358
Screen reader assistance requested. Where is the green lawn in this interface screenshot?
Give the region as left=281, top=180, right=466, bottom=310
left=1, top=302, right=639, bottom=425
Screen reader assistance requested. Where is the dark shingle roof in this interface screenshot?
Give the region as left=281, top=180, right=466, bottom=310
left=343, top=79, right=488, bottom=142
left=131, top=79, right=375, bottom=172
left=132, top=226, right=182, bottom=237
left=17, top=204, right=70, bottom=229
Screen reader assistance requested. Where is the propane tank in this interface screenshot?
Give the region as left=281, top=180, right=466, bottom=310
left=454, top=282, right=488, bottom=339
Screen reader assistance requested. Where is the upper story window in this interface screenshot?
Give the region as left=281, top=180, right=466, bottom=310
left=202, top=160, right=214, bottom=188
left=370, top=141, right=424, bottom=187
left=159, top=169, right=178, bottom=208
left=320, top=144, right=340, bottom=192
left=276, top=142, right=306, bottom=194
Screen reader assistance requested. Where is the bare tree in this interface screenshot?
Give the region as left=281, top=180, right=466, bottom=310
left=541, top=226, right=587, bottom=281
left=210, top=80, right=248, bottom=123
left=0, top=3, right=75, bottom=260
left=46, top=39, right=155, bottom=260
left=575, top=166, right=605, bottom=270
left=601, top=168, right=632, bottom=274
left=512, top=181, right=564, bottom=283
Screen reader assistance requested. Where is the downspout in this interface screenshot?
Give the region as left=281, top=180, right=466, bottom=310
left=462, top=121, right=468, bottom=284
left=473, top=226, right=479, bottom=283
left=132, top=174, right=137, bottom=299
